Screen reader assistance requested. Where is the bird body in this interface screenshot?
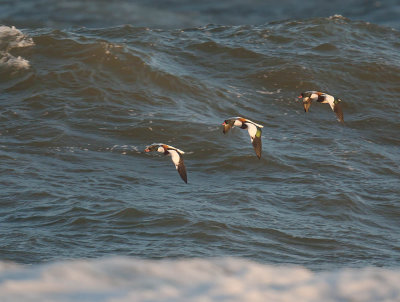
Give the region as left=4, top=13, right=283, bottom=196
left=298, top=91, right=344, bottom=123
left=222, top=117, right=263, bottom=159
left=145, top=144, right=187, bottom=183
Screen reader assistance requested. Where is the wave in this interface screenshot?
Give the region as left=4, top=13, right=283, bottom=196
left=0, top=26, right=34, bottom=50
left=0, top=52, right=30, bottom=70
left=0, top=26, right=34, bottom=72
left=1, top=17, right=400, bottom=271
left=0, top=257, right=399, bottom=302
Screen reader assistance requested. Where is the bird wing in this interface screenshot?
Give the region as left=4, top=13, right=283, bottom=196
left=244, top=119, right=264, bottom=128
left=177, top=159, right=187, bottom=183
left=246, top=123, right=262, bottom=159
left=334, top=102, right=344, bottom=123
left=168, top=149, right=187, bottom=183
left=324, top=96, right=344, bottom=123
left=303, top=98, right=312, bottom=112
left=246, top=122, right=258, bottom=143
left=165, top=145, right=185, bottom=154
left=252, top=131, right=262, bottom=159
left=325, top=95, right=336, bottom=111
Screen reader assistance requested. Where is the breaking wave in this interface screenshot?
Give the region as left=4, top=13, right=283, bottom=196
left=0, top=257, right=399, bottom=302
left=0, top=25, right=34, bottom=71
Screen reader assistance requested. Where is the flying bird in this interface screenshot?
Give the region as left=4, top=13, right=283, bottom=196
left=298, top=91, right=344, bottom=123
left=222, top=117, right=264, bottom=159
left=144, top=144, right=187, bottom=183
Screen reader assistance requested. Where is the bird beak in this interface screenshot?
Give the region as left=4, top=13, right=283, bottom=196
left=144, top=148, right=150, bottom=152
left=298, top=95, right=303, bottom=99
left=222, top=122, right=226, bottom=125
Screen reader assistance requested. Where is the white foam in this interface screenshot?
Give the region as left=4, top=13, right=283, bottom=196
left=0, top=26, right=34, bottom=71
left=0, top=257, right=399, bottom=302
left=0, top=26, right=35, bottom=50
left=328, top=15, right=347, bottom=21
left=0, top=52, right=30, bottom=69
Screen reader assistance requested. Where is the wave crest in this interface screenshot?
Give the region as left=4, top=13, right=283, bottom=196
left=0, top=257, right=399, bottom=302
left=0, top=26, right=34, bottom=72
left=0, top=25, right=34, bottom=51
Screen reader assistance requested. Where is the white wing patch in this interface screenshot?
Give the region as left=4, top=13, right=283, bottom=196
left=168, top=149, right=181, bottom=169
left=324, top=94, right=335, bottom=111
left=246, top=123, right=258, bottom=142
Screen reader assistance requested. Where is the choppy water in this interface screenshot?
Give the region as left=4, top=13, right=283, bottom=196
left=1, top=1, right=400, bottom=301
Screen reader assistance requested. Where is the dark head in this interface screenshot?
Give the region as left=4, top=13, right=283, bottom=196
left=144, top=145, right=159, bottom=152
left=298, top=91, right=313, bottom=99
left=222, top=118, right=236, bottom=134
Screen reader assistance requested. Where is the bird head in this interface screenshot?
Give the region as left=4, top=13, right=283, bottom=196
left=144, top=144, right=161, bottom=153
left=298, top=91, right=313, bottom=99
left=222, top=118, right=237, bottom=134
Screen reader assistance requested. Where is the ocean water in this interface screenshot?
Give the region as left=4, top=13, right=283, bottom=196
left=1, top=1, right=400, bottom=301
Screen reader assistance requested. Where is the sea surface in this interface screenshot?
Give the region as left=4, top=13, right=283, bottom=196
left=1, top=1, right=400, bottom=301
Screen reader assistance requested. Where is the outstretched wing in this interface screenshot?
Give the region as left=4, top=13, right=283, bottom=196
left=168, top=149, right=188, bottom=183
left=333, top=102, right=344, bottom=123
left=252, top=136, right=262, bottom=159
left=244, top=118, right=263, bottom=129
left=177, top=158, right=187, bottom=183
left=246, top=123, right=262, bottom=159
left=303, top=98, right=312, bottom=112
